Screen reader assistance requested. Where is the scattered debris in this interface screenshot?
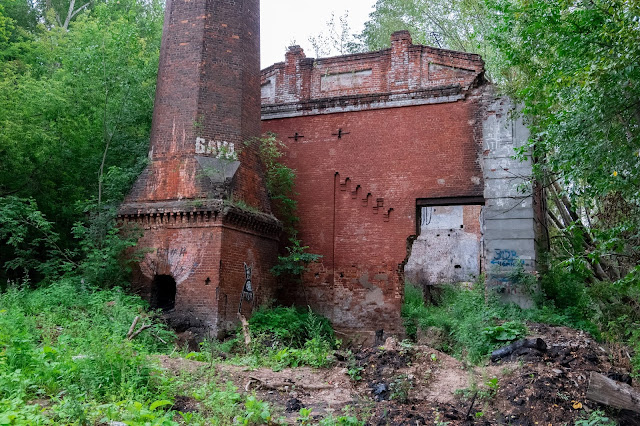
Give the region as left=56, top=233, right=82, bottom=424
left=156, top=324, right=640, bottom=424
left=490, top=337, right=547, bottom=361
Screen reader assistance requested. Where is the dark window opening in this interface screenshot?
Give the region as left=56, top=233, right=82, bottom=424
left=151, top=275, right=176, bottom=311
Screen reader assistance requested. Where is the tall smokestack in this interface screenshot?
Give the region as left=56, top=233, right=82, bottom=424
left=119, top=0, right=280, bottom=336
left=124, top=0, right=268, bottom=208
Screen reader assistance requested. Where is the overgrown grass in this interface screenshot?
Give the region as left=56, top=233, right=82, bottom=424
left=403, top=267, right=640, bottom=375
left=0, top=280, right=279, bottom=425
left=402, top=281, right=529, bottom=363
left=197, top=306, right=338, bottom=371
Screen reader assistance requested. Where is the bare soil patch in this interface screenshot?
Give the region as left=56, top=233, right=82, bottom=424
left=157, top=324, right=640, bottom=424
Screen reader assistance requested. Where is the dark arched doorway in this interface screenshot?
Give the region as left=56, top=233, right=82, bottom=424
left=151, top=275, right=176, bottom=311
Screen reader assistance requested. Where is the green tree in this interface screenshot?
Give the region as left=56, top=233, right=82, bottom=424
left=485, top=0, right=640, bottom=282
left=0, top=0, right=163, bottom=284
left=357, top=0, right=504, bottom=78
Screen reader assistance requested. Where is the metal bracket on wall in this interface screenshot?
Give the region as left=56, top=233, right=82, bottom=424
left=288, top=132, right=304, bottom=141
left=331, top=128, right=350, bottom=139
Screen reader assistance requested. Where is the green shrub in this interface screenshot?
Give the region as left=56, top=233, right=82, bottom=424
left=483, top=321, right=527, bottom=342
left=402, top=281, right=528, bottom=363
left=205, top=306, right=337, bottom=370
left=249, top=306, right=334, bottom=349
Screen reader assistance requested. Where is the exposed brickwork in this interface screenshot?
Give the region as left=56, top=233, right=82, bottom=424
left=125, top=0, right=269, bottom=209
left=120, top=0, right=281, bottom=336
left=120, top=5, right=541, bottom=338
left=261, top=33, right=487, bottom=335
left=124, top=206, right=280, bottom=333
left=261, top=31, right=484, bottom=109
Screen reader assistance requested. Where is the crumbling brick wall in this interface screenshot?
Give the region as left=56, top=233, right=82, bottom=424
left=261, top=32, right=489, bottom=337
left=119, top=0, right=281, bottom=337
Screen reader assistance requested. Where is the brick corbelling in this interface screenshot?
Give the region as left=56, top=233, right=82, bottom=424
left=220, top=205, right=281, bottom=238
left=118, top=200, right=281, bottom=238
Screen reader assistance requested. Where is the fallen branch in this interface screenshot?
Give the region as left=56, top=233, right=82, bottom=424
left=237, top=313, right=251, bottom=348
left=586, top=372, right=640, bottom=413
left=126, top=316, right=140, bottom=339
left=128, top=324, right=153, bottom=340
left=126, top=315, right=153, bottom=340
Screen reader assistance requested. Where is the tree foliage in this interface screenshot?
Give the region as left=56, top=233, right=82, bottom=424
left=356, top=0, right=506, bottom=77
left=0, top=0, right=163, bottom=285
left=308, top=11, right=363, bottom=58
left=485, top=0, right=640, bottom=283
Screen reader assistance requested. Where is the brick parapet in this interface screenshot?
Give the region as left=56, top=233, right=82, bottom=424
left=261, top=31, right=485, bottom=118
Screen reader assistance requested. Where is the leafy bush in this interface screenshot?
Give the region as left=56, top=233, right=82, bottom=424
left=483, top=321, right=527, bottom=342
left=402, top=280, right=528, bottom=363
left=270, top=237, right=322, bottom=281
left=248, top=306, right=336, bottom=369
left=249, top=306, right=334, bottom=348
left=201, top=306, right=337, bottom=370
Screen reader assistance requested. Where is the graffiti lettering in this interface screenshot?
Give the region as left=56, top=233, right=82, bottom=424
left=195, top=137, right=237, bottom=160
left=156, top=247, right=187, bottom=257
left=490, top=249, right=524, bottom=267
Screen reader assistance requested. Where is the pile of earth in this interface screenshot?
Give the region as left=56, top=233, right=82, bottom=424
left=159, top=323, right=640, bottom=425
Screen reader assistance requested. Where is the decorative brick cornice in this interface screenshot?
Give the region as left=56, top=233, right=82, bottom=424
left=261, top=85, right=466, bottom=120
left=220, top=204, right=282, bottom=237
left=117, top=199, right=282, bottom=237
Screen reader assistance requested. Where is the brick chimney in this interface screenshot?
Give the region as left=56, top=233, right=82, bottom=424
left=119, top=0, right=280, bottom=336
left=123, top=0, right=269, bottom=210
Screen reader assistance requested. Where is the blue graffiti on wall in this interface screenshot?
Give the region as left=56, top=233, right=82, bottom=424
left=490, top=249, right=525, bottom=267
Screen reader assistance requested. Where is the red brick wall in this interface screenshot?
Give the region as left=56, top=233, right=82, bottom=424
left=128, top=217, right=224, bottom=329
left=125, top=0, right=270, bottom=211
left=259, top=32, right=487, bottom=335
left=262, top=100, right=484, bottom=333
left=218, top=224, right=280, bottom=330
left=125, top=209, right=280, bottom=334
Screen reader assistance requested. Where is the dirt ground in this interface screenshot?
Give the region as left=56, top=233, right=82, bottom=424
left=158, top=323, right=640, bottom=425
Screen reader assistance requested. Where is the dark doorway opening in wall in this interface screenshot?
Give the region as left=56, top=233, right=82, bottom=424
left=151, top=275, right=176, bottom=311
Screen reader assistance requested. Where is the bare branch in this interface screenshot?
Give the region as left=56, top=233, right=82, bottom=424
left=63, top=0, right=91, bottom=30
left=128, top=324, right=153, bottom=340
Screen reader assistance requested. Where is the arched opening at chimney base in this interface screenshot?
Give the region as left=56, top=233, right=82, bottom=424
left=151, top=275, right=176, bottom=311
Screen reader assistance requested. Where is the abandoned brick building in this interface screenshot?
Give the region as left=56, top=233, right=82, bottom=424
left=119, top=0, right=546, bottom=338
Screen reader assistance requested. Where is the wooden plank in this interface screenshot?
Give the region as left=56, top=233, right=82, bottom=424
left=586, top=372, right=640, bottom=413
